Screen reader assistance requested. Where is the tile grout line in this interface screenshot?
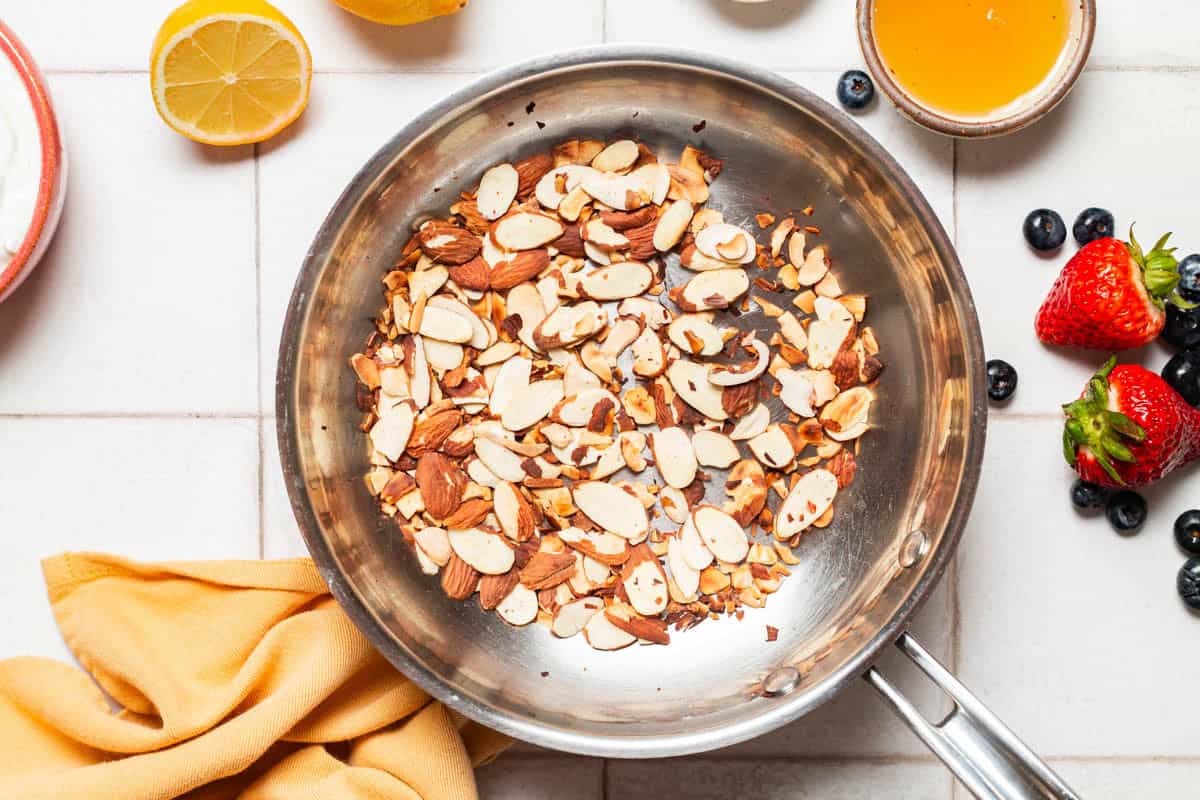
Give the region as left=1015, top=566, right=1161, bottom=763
left=0, top=412, right=259, bottom=420
left=254, top=142, right=265, bottom=560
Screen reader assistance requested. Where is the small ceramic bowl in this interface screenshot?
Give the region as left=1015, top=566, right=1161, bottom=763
left=856, top=0, right=1096, bottom=138
left=0, top=20, right=66, bottom=305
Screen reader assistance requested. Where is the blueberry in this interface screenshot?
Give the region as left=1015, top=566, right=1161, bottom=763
left=1163, top=304, right=1200, bottom=350
left=1106, top=490, right=1147, bottom=533
left=1175, top=510, right=1200, bottom=555
left=1072, top=207, right=1114, bottom=246
left=1023, top=209, right=1066, bottom=252
left=1177, top=558, right=1200, bottom=610
left=985, top=359, right=1018, bottom=402
left=1162, top=350, right=1200, bottom=407
left=837, top=70, right=875, bottom=110
left=1178, top=254, right=1200, bottom=304
left=1070, top=479, right=1110, bottom=510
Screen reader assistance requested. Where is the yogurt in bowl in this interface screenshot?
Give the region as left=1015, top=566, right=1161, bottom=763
left=0, top=20, right=66, bottom=305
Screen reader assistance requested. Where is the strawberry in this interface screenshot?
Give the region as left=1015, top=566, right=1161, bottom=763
left=1036, top=228, right=1187, bottom=350
left=1062, top=357, right=1200, bottom=488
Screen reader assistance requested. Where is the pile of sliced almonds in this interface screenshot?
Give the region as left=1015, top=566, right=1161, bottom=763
left=350, top=136, right=884, bottom=650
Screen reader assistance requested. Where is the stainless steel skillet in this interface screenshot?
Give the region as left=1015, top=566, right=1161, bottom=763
left=276, top=46, right=1078, bottom=800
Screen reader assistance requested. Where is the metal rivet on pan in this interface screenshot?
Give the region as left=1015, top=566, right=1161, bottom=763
left=761, top=666, right=801, bottom=697
left=898, top=529, right=929, bottom=568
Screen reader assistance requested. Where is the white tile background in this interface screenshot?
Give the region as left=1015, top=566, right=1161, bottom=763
left=2, top=1, right=1199, bottom=797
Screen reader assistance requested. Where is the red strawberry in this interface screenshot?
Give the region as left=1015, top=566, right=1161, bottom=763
left=1036, top=228, right=1186, bottom=350
left=1062, top=357, right=1200, bottom=488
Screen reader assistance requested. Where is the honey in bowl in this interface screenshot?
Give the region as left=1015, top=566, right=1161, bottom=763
left=872, top=0, right=1072, bottom=118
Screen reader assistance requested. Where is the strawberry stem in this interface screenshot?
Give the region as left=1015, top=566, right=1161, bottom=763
left=1061, top=356, right=1146, bottom=484
left=1126, top=226, right=1182, bottom=308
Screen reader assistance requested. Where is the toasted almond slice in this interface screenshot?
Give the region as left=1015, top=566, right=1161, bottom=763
left=493, top=212, right=565, bottom=250
left=533, top=301, right=606, bottom=351
left=666, top=359, right=727, bottom=421
left=465, top=455, right=501, bottom=488
left=557, top=184, right=591, bottom=222
left=369, top=405, right=414, bottom=461
left=807, top=319, right=854, bottom=371
left=779, top=369, right=816, bottom=417
left=474, top=436, right=528, bottom=483
left=425, top=339, right=465, bottom=373
left=680, top=514, right=715, bottom=570
left=590, top=440, right=626, bottom=480
left=506, top=283, right=547, bottom=352
left=722, top=458, right=767, bottom=526
left=427, top=295, right=492, bottom=349
left=605, top=603, right=671, bottom=645
left=653, top=199, right=694, bottom=251
left=748, top=424, right=795, bottom=470
left=580, top=261, right=654, bottom=301
left=691, top=429, right=739, bottom=468
left=618, top=296, right=673, bottom=329
left=418, top=305, right=473, bottom=344
left=820, top=386, right=873, bottom=441
left=502, top=379, right=565, bottom=432
left=631, top=163, right=671, bottom=205
left=667, top=313, right=724, bottom=357
left=481, top=234, right=510, bottom=268
left=592, top=139, right=640, bottom=173
left=409, top=265, right=449, bottom=302
left=778, top=311, right=809, bottom=351
left=667, top=164, right=709, bottom=204
left=559, top=526, right=631, bottom=565
left=787, top=229, right=807, bottom=268
left=660, top=485, right=690, bottom=524
left=496, top=583, right=538, bottom=626
left=583, top=240, right=612, bottom=266
left=414, top=526, right=452, bottom=566
left=814, top=270, right=842, bottom=298
left=580, top=340, right=613, bottom=385
left=535, top=164, right=595, bottom=210
left=771, top=218, right=796, bottom=259
left=671, top=268, right=749, bottom=312
left=680, top=244, right=739, bottom=272
left=581, top=218, right=629, bottom=249
left=379, top=366, right=409, bottom=398
left=692, top=505, right=749, bottom=564
left=695, top=223, right=756, bottom=265
left=619, top=431, right=647, bottom=472
left=648, top=427, right=697, bottom=489
left=414, top=544, right=440, bottom=575
left=580, top=171, right=651, bottom=211
left=562, top=358, right=601, bottom=397
left=475, top=340, right=520, bottom=367
left=775, top=469, right=838, bottom=539
left=631, top=326, right=667, bottom=378
left=622, top=385, right=656, bottom=425
left=551, top=388, right=618, bottom=427
left=493, top=481, right=535, bottom=541
left=708, top=338, right=769, bottom=386
left=489, top=355, right=531, bottom=418
left=602, top=317, right=642, bottom=361
left=448, top=528, right=514, bottom=575
left=801, top=368, right=840, bottom=407
left=552, top=596, right=604, bottom=638
left=622, top=545, right=669, bottom=616
left=796, top=244, right=830, bottom=286
left=476, top=163, right=519, bottom=220
left=582, top=607, right=637, bottom=650
left=572, top=481, right=649, bottom=540
left=667, top=535, right=700, bottom=597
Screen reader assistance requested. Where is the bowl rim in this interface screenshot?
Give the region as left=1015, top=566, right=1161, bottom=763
left=856, top=0, right=1097, bottom=138
left=0, top=20, right=65, bottom=301
left=277, top=43, right=988, bottom=758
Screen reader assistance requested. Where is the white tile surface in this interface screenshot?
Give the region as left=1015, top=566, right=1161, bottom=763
left=475, top=755, right=603, bottom=800
left=958, top=417, right=1200, bottom=757
left=0, top=418, right=259, bottom=663
left=1049, top=760, right=1200, bottom=797
left=609, top=759, right=951, bottom=799
left=956, top=71, right=1200, bottom=417
left=1090, top=2, right=1200, bottom=67
left=0, top=76, right=258, bottom=415
left=262, top=418, right=307, bottom=558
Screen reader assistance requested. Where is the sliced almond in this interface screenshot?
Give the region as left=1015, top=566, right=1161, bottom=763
left=559, top=526, right=631, bottom=565
left=618, top=296, right=673, bottom=329
left=667, top=164, right=709, bottom=204
left=535, top=164, right=594, bottom=210
left=692, top=505, right=749, bottom=564
left=820, top=386, right=873, bottom=441
left=591, top=139, right=640, bottom=173
left=553, top=596, right=605, bottom=638
left=414, top=526, right=452, bottom=566
left=722, top=458, right=767, bottom=526
left=622, top=544, right=669, bottom=616
left=418, top=305, right=473, bottom=344
left=631, top=326, right=667, bottom=377
left=580, top=261, right=654, bottom=301
left=492, top=212, right=565, bottom=251
left=572, top=481, right=650, bottom=540
left=778, top=369, right=816, bottom=417
left=622, top=385, right=656, bottom=425
left=532, top=301, right=605, bottom=350
left=493, top=482, right=535, bottom=541
left=667, top=313, right=724, bottom=357
left=474, top=436, right=528, bottom=483
left=423, top=338, right=464, bottom=372
left=369, top=404, right=414, bottom=461
left=747, top=424, right=795, bottom=470
left=590, top=440, right=626, bottom=480
left=666, top=359, right=727, bottom=421
left=680, top=244, right=740, bottom=272
left=501, top=379, right=565, bottom=431
left=653, top=199, right=694, bottom=251
left=669, top=268, right=749, bottom=312
left=475, top=340, right=520, bottom=367
left=680, top=514, right=715, bottom=570
left=602, top=317, right=642, bottom=360
left=660, top=485, right=690, bottom=524
left=427, top=295, right=492, bottom=349
left=619, top=431, right=647, bottom=472
left=580, top=171, right=651, bottom=211
left=648, top=426, right=697, bottom=489
left=409, top=266, right=449, bottom=303
left=582, top=607, right=637, bottom=650
left=796, top=244, right=830, bottom=286
left=557, top=184, right=591, bottom=222
left=695, top=223, right=755, bottom=265
left=581, top=218, right=629, bottom=249
left=775, top=469, right=838, bottom=539
left=630, top=163, right=671, bottom=205
left=786, top=229, right=807, bottom=270
left=447, top=527, right=514, bottom=575
left=770, top=218, right=796, bottom=259
left=551, top=388, right=618, bottom=427
left=708, top=338, right=769, bottom=386
left=800, top=368, right=840, bottom=407
left=562, top=358, right=600, bottom=397
left=505, top=282, right=546, bottom=352
left=489, top=355, right=531, bottom=418
left=496, top=583, right=538, bottom=626
left=691, top=429, right=739, bottom=468
left=729, top=403, right=770, bottom=441
left=580, top=340, right=613, bottom=384
left=465, top=455, right=502, bottom=488
left=476, top=163, right=519, bottom=220
left=667, top=535, right=700, bottom=598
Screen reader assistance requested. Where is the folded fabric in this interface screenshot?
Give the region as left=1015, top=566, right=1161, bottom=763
left=0, top=553, right=509, bottom=799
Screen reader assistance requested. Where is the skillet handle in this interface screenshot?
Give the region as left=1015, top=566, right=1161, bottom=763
left=864, top=633, right=1080, bottom=800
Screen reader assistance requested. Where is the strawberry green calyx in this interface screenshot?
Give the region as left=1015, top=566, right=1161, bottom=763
left=1062, top=356, right=1146, bottom=484
left=1126, top=227, right=1187, bottom=308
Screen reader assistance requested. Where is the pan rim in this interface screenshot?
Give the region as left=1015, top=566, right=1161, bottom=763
left=276, top=43, right=988, bottom=759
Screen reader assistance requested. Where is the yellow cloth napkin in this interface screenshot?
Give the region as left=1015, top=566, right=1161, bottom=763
left=0, top=553, right=510, bottom=800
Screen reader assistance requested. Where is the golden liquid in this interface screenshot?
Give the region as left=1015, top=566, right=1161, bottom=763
left=872, top=0, right=1072, bottom=116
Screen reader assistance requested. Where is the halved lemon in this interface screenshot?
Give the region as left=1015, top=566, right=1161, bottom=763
left=150, top=0, right=311, bottom=146
left=332, top=0, right=469, bottom=26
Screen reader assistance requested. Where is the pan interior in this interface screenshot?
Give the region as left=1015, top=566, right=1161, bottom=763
left=279, top=54, right=982, bottom=757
